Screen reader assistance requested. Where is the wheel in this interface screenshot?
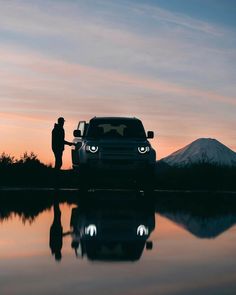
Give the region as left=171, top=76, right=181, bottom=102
left=77, top=165, right=89, bottom=192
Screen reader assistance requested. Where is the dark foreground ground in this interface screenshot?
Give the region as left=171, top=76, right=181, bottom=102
left=1, top=160, right=236, bottom=190
left=1, top=152, right=236, bottom=190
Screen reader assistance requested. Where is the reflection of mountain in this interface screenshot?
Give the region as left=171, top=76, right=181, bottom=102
left=70, top=190, right=155, bottom=261
left=161, top=212, right=236, bottom=238
left=156, top=193, right=236, bottom=239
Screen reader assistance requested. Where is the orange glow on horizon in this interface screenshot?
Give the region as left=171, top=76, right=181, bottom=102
left=1, top=119, right=236, bottom=169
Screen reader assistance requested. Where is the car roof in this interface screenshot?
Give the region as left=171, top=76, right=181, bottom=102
left=90, top=116, right=140, bottom=121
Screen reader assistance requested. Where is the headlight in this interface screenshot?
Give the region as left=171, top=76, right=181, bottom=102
left=138, top=146, right=150, bottom=154
left=85, top=224, right=97, bottom=236
left=137, top=225, right=149, bottom=236
left=86, top=145, right=99, bottom=153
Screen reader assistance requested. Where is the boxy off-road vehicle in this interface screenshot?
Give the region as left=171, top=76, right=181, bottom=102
left=71, top=117, right=156, bottom=187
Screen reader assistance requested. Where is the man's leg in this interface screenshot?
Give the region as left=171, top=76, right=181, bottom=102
left=54, top=151, right=63, bottom=170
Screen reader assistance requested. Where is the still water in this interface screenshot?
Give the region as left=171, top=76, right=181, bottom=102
left=1, top=189, right=236, bottom=295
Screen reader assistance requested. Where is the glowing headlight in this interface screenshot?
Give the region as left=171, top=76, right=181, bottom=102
left=138, top=146, right=150, bottom=154
left=86, top=145, right=99, bottom=153
left=137, top=225, right=149, bottom=236
left=85, top=224, right=97, bottom=236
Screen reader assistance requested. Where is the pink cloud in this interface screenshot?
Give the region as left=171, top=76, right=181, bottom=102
left=0, top=48, right=235, bottom=106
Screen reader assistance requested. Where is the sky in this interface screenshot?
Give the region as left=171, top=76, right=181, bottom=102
left=1, top=0, right=236, bottom=168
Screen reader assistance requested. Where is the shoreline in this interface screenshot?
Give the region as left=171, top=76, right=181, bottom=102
left=1, top=187, right=236, bottom=194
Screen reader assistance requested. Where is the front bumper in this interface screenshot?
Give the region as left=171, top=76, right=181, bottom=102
left=85, top=158, right=154, bottom=172
left=72, top=142, right=156, bottom=174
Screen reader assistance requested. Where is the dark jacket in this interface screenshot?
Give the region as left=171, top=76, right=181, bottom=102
left=52, top=123, right=65, bottom=152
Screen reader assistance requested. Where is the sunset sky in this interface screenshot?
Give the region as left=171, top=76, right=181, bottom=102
left=1, top=0, right=236, bottom=168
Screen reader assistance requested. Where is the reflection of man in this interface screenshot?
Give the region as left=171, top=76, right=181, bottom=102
left=51, top=117, right=73, bottom=170
left=49, top=199, right=63, bottom=261
left=49, top=195, right=72, bottom=262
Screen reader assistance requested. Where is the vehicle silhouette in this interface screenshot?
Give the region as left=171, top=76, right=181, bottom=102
left=71, top=117, right=156, bottom=188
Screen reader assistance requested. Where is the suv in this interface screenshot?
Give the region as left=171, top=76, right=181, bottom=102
left=71, top=117, right=156, bottom=185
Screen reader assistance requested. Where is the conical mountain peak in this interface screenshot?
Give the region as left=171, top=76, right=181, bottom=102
left=161, top=138, right=236, bottom=167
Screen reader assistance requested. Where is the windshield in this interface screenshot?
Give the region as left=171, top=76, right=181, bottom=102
left=86, top=119, right=146, bottom=139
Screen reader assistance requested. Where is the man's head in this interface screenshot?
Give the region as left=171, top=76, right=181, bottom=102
left=57, top=117, right=65, bottom=126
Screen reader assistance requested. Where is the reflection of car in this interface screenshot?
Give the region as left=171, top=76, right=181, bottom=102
left=71, top=117, right=156, bottom=186
left=70, top=191, right=155, bottom=261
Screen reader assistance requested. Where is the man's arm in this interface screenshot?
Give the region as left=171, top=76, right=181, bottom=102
left=64, top=140, right=75, bottom=146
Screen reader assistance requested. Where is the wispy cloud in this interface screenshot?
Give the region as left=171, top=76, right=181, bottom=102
left=133, top=3, right=224, bottom=36
left=1, top=0, right=235, bottom=89
left=0, top=47, right=235, bottom=107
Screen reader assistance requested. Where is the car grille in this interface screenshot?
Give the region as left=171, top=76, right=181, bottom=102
left=101, top=145, right=135, bottom=159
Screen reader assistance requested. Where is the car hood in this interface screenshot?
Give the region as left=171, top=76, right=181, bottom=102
left=85, top=139, right=149, bottom=145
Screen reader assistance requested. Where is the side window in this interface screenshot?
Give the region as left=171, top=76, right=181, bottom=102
left=78, top=121, right=86, bottom=137
left=84, top=123, right=89, bottom=135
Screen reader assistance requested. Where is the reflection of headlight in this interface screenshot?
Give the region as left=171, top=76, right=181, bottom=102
left=85, top=224, right=97, bottom=236
left=138, top=146, right=150, bottom=154
left=86, top=145, right=99, bottom=153
left=137, top=225, right=149, bottom=236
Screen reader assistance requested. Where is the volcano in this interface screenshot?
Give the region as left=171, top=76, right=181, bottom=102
left=161, top=138, right=236, bottom=167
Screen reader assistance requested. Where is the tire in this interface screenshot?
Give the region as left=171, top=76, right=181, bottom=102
left=78, top=165, right=89, bottom=192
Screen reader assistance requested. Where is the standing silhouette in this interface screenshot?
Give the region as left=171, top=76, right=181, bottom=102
left=51, top=117, right=73, bottom=170
left=49, top=197, right=63, bottom=261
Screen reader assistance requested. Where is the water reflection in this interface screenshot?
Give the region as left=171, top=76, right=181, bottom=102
left=1, top=190, right=236, bottom=261
left=1, top=189, right=236, bottom=295
left=161, top=212, right=236, bottom=238
left=0, top=189, right=75, bottom=223
left=156, top=193, right=236, bottom=239
left=68, top=190, right=155, bottom=261
left=49, top=197, right=63, bottom=261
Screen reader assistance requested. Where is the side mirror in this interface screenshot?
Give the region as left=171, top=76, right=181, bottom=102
left=73, top=130, right=81, bottom=137
left=147, top=131, right=154, bottom=139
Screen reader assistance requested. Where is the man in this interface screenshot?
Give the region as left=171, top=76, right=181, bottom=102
left=51, top=117, right=73, bottom=170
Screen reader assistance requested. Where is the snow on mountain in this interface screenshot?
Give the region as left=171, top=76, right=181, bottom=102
left=161, top=138, right=236, bottom=167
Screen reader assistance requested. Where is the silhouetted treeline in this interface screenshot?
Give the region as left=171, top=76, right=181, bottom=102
left=156, top=161, right=236, bottom=190
left=0, top=152, right=51, bottom=186
left=0, top=152, right=236, bottom=190
left=155, top=191, right=236, bottom=216
left=0, top=152, right=78, bottom=187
